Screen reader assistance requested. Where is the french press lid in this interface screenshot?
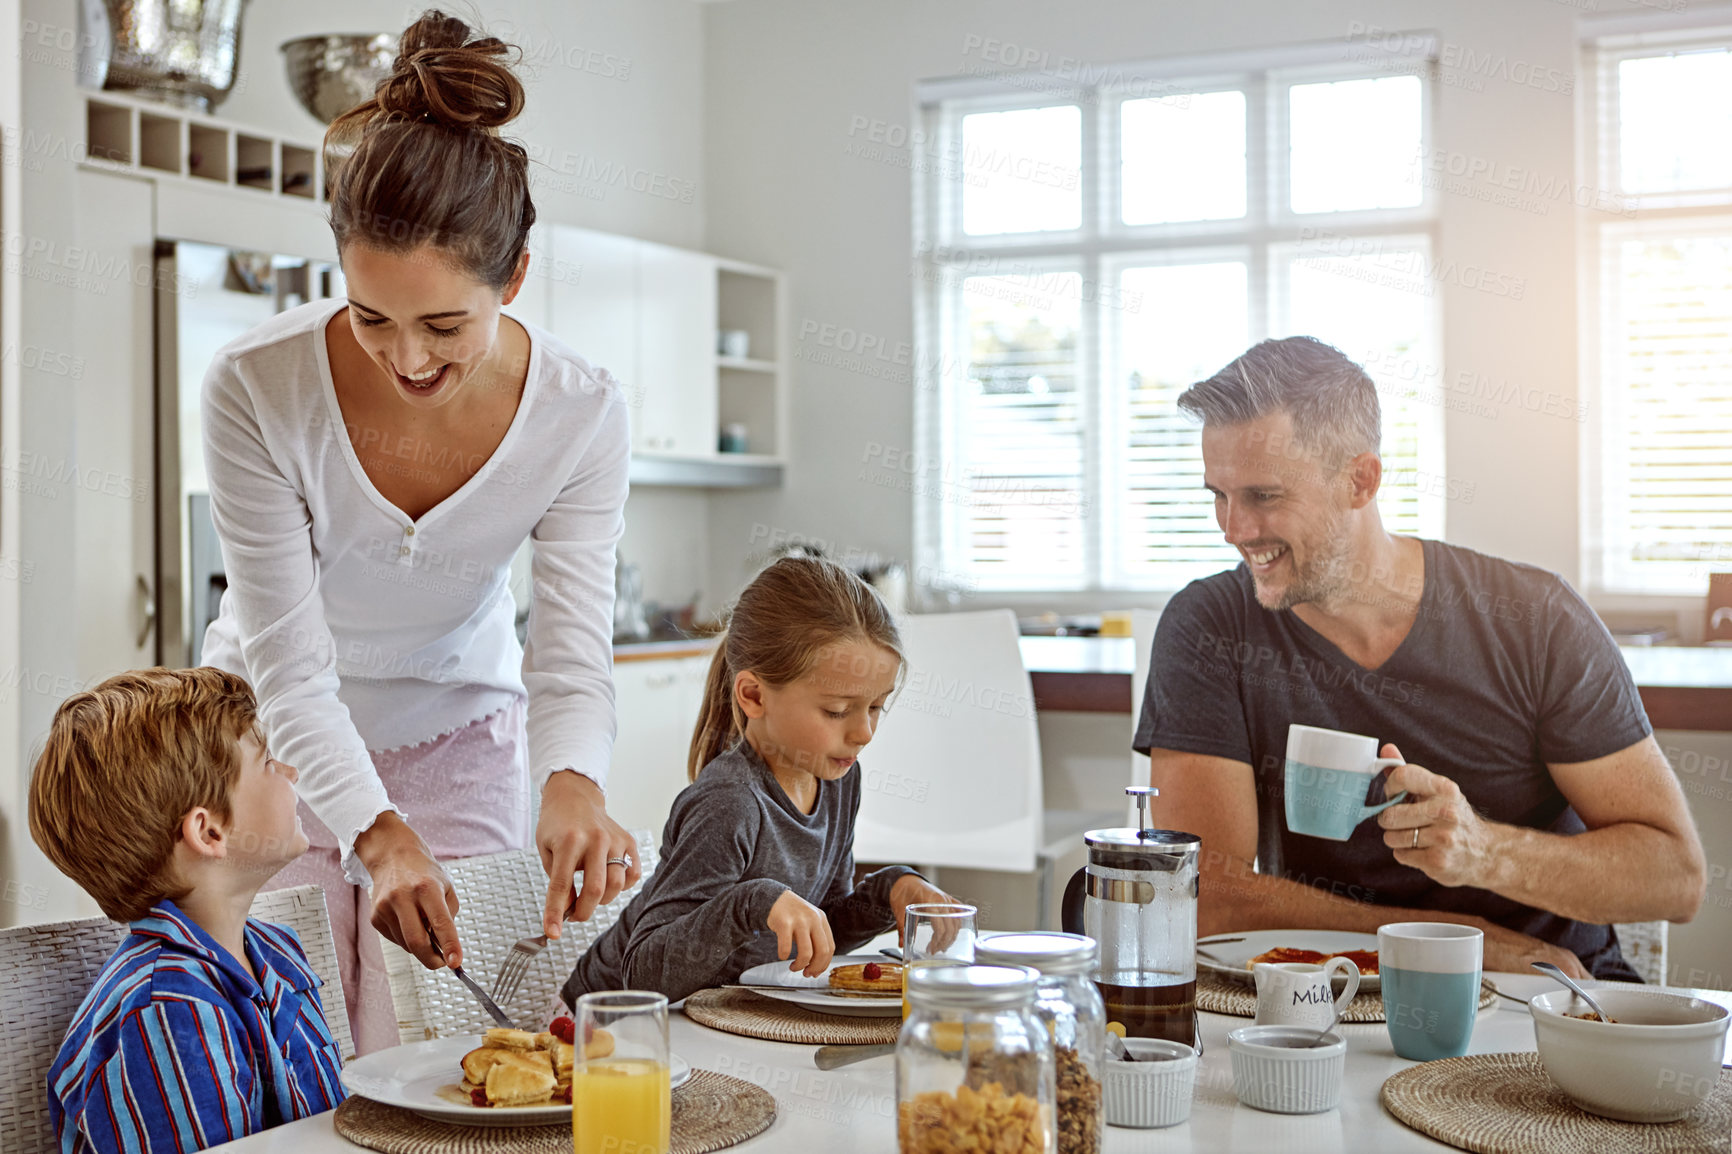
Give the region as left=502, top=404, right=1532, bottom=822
left=1083, top=785, right=1201, bottom=869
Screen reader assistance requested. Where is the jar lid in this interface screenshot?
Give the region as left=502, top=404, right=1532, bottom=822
left=974, top=932, right=1098, bottom=977
left=907, top=964, right=1039, bottom=1010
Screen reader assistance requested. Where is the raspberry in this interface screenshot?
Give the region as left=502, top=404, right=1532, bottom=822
left=549, top=1016, right=577, bottom=1044
left=470, top=1087, right=489, bottom=1107
left=863, top=962, right=883, bottom=981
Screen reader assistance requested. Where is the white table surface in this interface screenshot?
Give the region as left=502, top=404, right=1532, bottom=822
left=207, top=973, right=1732, bottom=1153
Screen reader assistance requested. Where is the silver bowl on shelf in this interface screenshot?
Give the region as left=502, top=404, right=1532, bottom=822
left=280, top=33, right=398, bottom=124
left=97, top=0, right=250, bottom=112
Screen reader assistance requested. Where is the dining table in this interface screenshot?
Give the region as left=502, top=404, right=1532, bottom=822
left=205, top=971, right=1732, bottom=1153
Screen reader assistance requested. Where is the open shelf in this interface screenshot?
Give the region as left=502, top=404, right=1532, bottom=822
left=86, top=101, right=132, bottom=165
left=188, top=124, right=230, bottom=182
left=281, top=145, right=316, bottom=198
left=79, top=93, right=328, bottom=207
left=139, top=113, right=181, bottom=174
left=714, top=260, right=784, bottom=468
left=236, top=135, right=273, bottom=190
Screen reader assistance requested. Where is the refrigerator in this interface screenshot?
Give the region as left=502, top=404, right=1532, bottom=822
left=155, top=240, right=345, bottom=666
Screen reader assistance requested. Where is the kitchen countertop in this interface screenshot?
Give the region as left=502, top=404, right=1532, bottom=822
left=613, top=636, right=721, bottom=662
left=607, top=630, right=1732, bottom=729
left=1019, top=635, right=1732, bottom=731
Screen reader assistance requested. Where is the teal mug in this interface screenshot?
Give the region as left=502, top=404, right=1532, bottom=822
left=1379, top=922, right=1484, bottom=1060
left=1283, top=723, right=1407, bottom=840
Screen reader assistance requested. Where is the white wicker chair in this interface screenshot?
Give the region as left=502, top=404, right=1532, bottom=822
left=0, top=885, right=350, bottom=1154
left=384, top=829, right=659, bottom=1043
left=1613, top=919, right=1668, bottom=985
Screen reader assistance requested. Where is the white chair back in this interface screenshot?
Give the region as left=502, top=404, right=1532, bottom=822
left=0, top=885, right=348, bottom=1154
left=384, top=830, right=658, bottom=1042
left=1613, top=920, right=1668, bottom=985
left=855, top=609, right=1042, bottom=872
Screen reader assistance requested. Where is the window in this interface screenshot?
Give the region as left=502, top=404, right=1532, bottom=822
left=915, top=50, right=1441, bottom=592
left=1587, top=32, right=1732, bottom=594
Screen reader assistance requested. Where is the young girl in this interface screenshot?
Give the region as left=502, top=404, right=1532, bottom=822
left=562, top=555, right=956, bottom=1004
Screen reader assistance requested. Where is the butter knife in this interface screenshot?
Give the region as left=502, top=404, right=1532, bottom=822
left=430, top=933, right=517, bottom=1030
left=815, top=1043, right=896, bottom=1070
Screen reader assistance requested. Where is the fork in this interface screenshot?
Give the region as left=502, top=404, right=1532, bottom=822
left=491, top=933, right=550, bottom=1005
left=428, top=932, right=518, bottom=1030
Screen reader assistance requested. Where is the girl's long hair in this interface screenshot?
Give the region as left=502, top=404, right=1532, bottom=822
left=688, top=556, right=904, bottom=780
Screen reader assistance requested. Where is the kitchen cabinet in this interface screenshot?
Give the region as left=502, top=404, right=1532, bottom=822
left=634, top=242, right=718, bottom=457
left=605, top=651, right=713, bottom=838
left=547, top=226, right=640, bottom=394
left=75, top=169, right=158, bottom=682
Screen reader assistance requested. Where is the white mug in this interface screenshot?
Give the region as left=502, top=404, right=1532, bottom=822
left=1253, top=958, right=1362, bottom=1029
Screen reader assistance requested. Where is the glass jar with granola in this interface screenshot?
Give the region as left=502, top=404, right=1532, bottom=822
left=975, top=933, right=1105, bottom=1154
left=896, top=964, right=1057, bottom=1154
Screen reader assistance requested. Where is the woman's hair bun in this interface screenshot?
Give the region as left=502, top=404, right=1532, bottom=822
left=371, top=9, right=525, bottom=131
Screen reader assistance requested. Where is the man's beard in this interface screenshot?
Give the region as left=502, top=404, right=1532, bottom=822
left=1253, top=508, right=1354, bottom=612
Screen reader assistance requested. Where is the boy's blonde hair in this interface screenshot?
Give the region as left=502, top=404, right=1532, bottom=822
left=28, top=667, right=262, bottom=922
left=689, top=555, right=905, bottom=780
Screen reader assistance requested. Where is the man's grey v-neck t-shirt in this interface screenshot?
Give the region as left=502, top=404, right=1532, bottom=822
left=1134, top=538, right=1651, bottom=980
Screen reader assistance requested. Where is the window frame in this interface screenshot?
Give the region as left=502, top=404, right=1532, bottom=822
left=913, top=45, right=1441, bottom=595
left=1582, top=25, right=1732, bottom=597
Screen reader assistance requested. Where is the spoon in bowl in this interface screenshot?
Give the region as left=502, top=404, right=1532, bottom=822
left=1295, top=998, right=1345, bottom=1048
left=1104, top=1027, right=1140, bottom=1062
left=1531, top=961, right=1617, bottom=1023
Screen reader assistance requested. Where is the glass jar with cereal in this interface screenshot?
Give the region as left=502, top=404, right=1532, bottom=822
left=896, top=964, right=1057, bottom=1154
left=974, top=933, right=1105, bottom=1154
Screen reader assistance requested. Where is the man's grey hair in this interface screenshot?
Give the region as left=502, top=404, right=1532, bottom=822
left=1177, top=336, right=1380, bottom=471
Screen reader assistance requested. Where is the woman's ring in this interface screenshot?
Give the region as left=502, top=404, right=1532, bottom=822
left=1411, top=828, right=1420, bottom=849
left=606, top=855, right=632, bottom=869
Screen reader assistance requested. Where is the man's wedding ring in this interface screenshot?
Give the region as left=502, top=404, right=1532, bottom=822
left=1411, top=827, right=1420, bottom=849
left=606, top=855, right=633, bottom=868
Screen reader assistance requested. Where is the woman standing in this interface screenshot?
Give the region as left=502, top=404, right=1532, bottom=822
left=200, top=11, right=636, bottom=1054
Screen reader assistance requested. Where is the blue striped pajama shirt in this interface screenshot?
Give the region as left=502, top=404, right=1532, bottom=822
left=47, top=900, right=347, bottom=1152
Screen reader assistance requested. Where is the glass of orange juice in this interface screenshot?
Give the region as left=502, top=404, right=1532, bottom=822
left=901, top=903, right=976, bottom=1019
left=573, top=991, right=671, bottom=1154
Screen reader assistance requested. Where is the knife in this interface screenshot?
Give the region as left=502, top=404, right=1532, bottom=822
left=815, top=1043, right=896, bottom=1070
left=429, top=932, right=518, bottom=1030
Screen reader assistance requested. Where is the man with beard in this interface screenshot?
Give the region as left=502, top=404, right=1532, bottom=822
left=1133, top=337, right=1705, bottom=980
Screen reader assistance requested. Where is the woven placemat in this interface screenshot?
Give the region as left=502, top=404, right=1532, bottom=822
left=1381, top=1052, right=1732, bottom=1153
left=682, top=987, right=901, bottom=1044
left=1195, top=970, right=1498, bottom=1021
left=333, top=1069, right=775, bottom=1154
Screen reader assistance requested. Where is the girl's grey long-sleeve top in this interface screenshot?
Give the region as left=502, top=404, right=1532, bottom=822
left=562, top=741, right=919, bottom=1005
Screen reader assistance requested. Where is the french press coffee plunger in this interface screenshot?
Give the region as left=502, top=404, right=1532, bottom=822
left=1062, top=785, right=1201, bottom=1046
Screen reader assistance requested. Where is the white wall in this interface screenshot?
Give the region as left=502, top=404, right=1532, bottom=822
left=698, top=0, right=1706, bottom=619
left=226, top=0, right=706, bottom=250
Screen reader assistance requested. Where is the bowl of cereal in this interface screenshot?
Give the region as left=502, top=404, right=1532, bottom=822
left=1529, top=988, right=1729, bottom=1123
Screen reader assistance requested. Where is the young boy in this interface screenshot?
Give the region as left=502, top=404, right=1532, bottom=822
left=29, top=667, right=347, bottom=1152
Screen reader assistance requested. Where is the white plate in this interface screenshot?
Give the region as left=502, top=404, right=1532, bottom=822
left=340, top=1036, right=691, bottom=1128
left=1196, top=929, right=1382, bottom=992
left=736, top=953, right=903, bottom=1016
left=744, top=986, right=902, bottom=1017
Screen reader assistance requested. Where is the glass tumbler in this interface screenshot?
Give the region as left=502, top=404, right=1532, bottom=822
left=903, top=902, right=978, bottom=1019
left=573, top=991, right=671, bottom=1154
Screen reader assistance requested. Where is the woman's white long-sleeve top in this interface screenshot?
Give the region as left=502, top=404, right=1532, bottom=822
left=200, top=298, right=629, bottom=885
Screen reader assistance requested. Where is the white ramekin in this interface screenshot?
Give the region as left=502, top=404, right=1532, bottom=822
left=1103, top=1038, right=1198, bottom=1128
left=1227, top=1025, right=1346, bottom=1114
